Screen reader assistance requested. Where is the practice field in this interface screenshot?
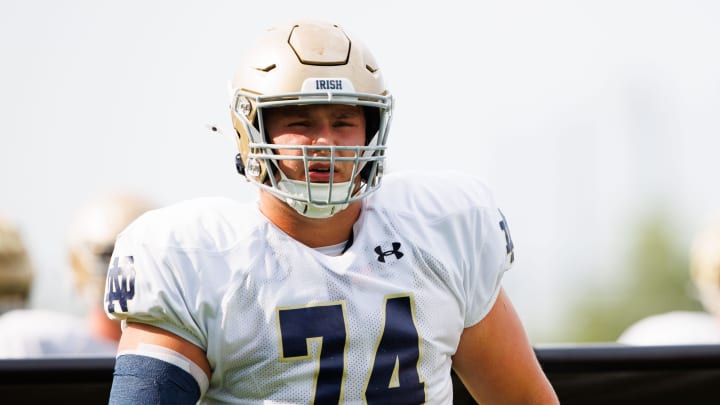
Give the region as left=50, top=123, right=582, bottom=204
left=2, top=344, right=720, bottom=404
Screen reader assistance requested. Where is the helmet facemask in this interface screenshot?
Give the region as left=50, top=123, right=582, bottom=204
left=232, top=86, right=392, bottom=218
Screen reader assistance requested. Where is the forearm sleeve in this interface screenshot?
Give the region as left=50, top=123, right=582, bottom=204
left=109, top=354, right=201, bottom=405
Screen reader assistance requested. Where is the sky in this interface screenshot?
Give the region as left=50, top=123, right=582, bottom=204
left=2, top=0, right=720, bottom=342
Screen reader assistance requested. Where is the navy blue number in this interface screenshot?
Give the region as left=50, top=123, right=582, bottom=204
left=277, top=296, right=425, bottom=404
left=364, top=296, right=425, bottom=405
left=278, top=303, right=347, bottom=404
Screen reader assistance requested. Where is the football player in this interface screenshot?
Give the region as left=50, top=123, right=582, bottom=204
left=106, top=20, right=559, bottom=404
left=0, top=193, right=153, bottom=358
left=67, top=192, right=156, bottom=345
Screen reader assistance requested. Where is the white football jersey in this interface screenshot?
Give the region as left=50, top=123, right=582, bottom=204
left=105, top=171, right=515, bottom=404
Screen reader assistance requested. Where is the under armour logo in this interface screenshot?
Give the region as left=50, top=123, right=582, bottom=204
left=374, top=242, right=404, bottom=263
left=106, top=255, right=136, bottom=313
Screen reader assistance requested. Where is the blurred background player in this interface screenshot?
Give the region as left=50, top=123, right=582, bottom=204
left=66, top=191, right=156, bottom=345
left=0, top=215, right=34, bottom=316
left=618, top=214, right=720, bottom=345
left=0, top=192, right=154, bottom=357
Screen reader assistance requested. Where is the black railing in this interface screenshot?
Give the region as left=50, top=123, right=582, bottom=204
left=3, top=344, right=720, bottom=404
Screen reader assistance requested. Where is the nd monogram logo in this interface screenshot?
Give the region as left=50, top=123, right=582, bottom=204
left=106, top=256, right=136, bottom=313
left=374, top=242, right=404, bottom=263
left=498, top=209, right=515, bottom=264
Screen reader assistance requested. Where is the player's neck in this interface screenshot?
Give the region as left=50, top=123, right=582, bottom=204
left=259, top=191, right=359, bottom=248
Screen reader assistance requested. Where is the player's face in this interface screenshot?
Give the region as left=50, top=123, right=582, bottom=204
left=264, top=104, right=367, bottom=183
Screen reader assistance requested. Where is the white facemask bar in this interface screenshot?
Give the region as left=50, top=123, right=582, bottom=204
left=251, top=144, right=382, bottom=201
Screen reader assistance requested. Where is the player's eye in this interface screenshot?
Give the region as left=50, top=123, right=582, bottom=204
left=287, top=120, right=311, bottom=127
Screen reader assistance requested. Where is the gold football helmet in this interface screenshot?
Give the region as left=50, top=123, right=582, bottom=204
left=230, top=20, right=393, bottom=218
left=0, top=216, right=33, bottom=313
left=67, top=192, right=154, bottom=307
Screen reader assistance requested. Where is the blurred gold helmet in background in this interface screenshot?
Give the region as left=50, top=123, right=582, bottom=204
left=0, top=216, right=33, bottom=313
left=690, top=216, right=720, bottom=317
left=67, top=192, right=154, bottom=307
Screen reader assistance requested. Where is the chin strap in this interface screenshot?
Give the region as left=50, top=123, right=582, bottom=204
left=276, top=177, right=352, bottom=218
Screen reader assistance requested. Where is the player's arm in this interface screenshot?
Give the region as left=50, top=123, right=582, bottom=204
left=452, top=288, right=559, bottom=405
left=108, top=322, right=212, bottom=405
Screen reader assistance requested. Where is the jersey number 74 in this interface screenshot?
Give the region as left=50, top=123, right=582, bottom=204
left=277, top=294, right=426, bottom=404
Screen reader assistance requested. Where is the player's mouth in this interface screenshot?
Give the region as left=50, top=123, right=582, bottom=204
left=308, top=165, right=338, bottom=183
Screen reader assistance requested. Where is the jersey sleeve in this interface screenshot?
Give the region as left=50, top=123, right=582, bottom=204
left=462, top=196, right=515, bottom=328
left=380, top=171, right=516, bottom=329
left=104, top=214, right=210, bottom=350
left=428, top=173, right=515, bottom=328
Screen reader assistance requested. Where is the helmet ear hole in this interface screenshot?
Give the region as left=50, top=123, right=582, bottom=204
left=235, top=153, right=246, bottom=176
